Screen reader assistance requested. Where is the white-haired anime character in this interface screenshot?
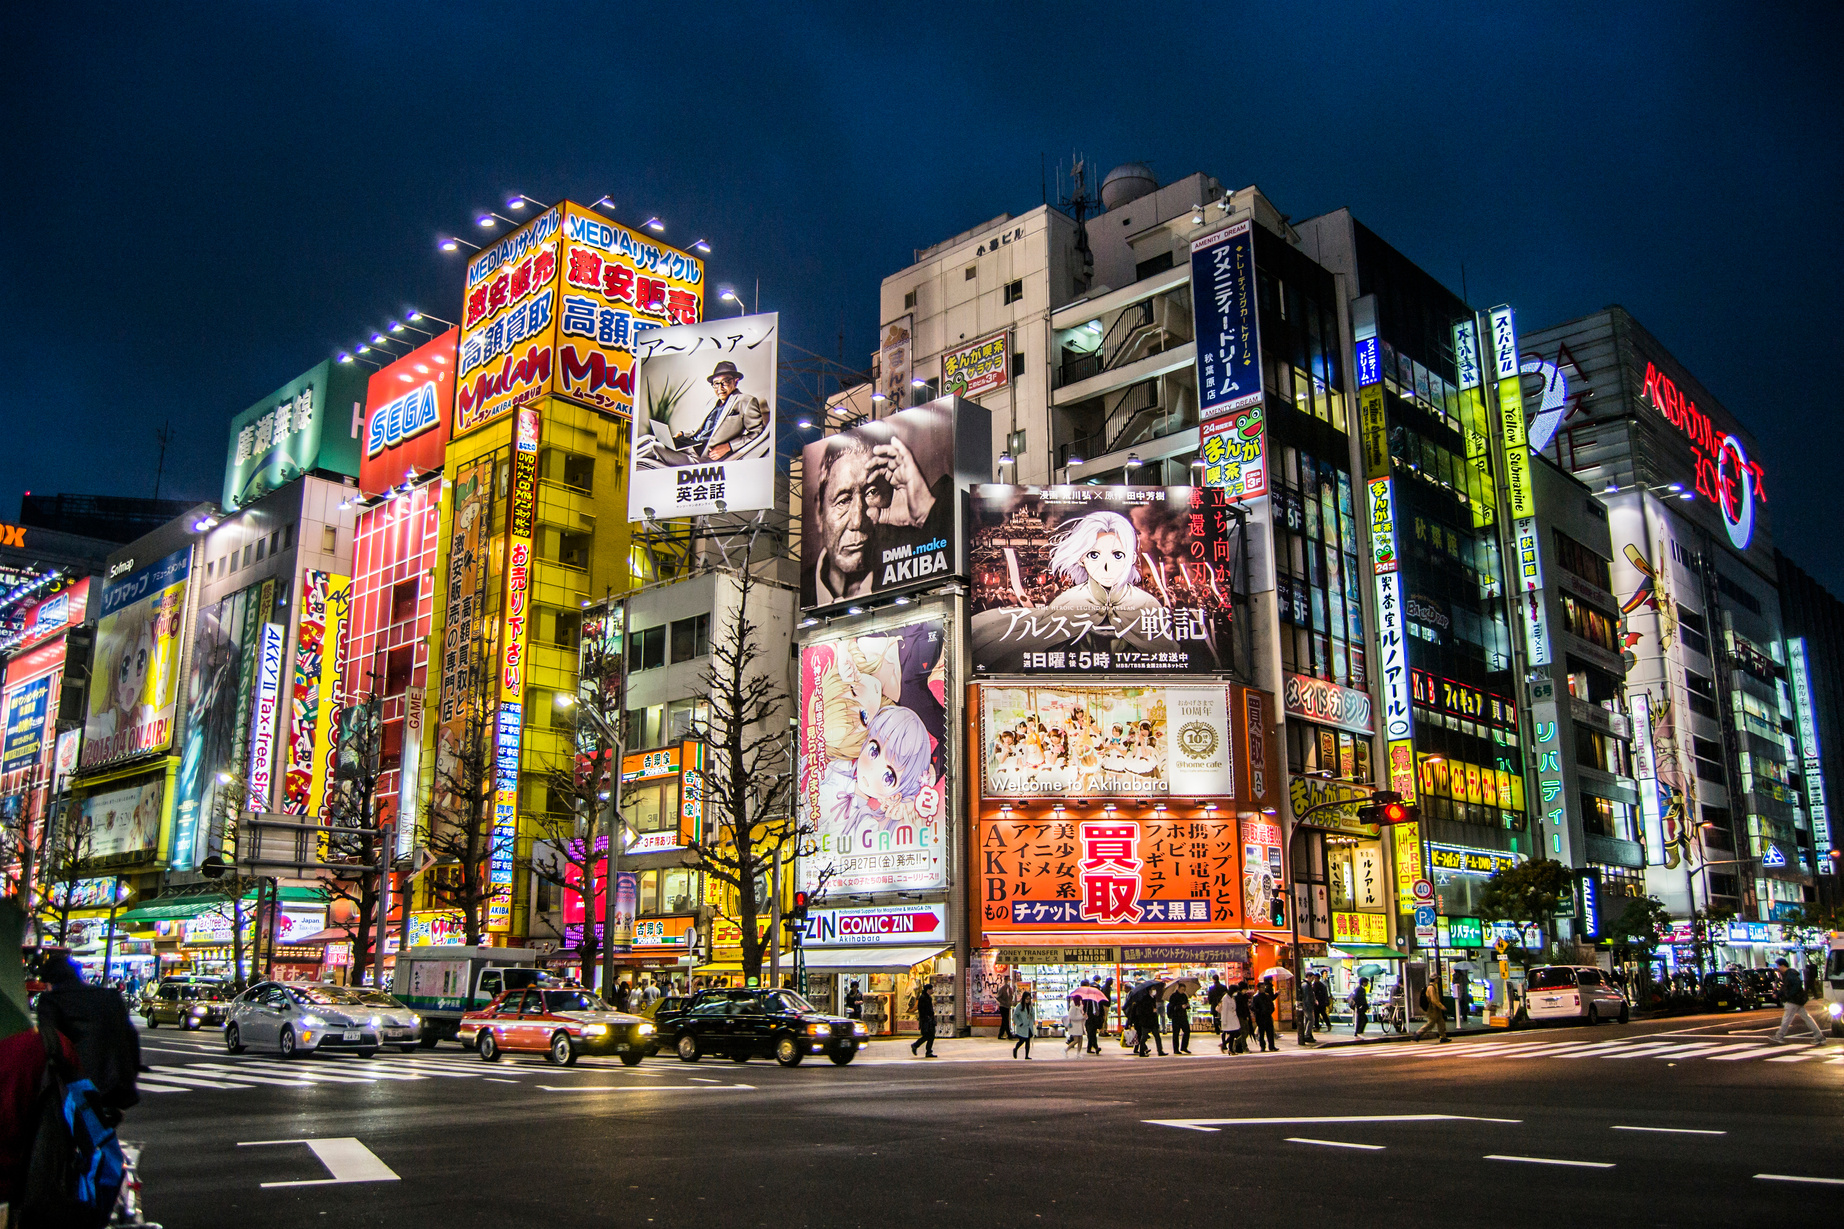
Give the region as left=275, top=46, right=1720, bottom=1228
left=818, top=702, right=937, bottom=844
left=1044, top=510, right=1160, bottom=625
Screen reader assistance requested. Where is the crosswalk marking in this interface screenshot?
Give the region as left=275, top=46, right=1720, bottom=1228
left=1338, top=1034, right=1816, bottom=1069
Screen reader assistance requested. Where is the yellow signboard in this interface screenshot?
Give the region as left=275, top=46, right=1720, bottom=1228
left=1490, top=306, right=1534, bottom=521
left=1392, top=820, right=1422, bottom=912
left=1332, top=911, right=1388, bottom=946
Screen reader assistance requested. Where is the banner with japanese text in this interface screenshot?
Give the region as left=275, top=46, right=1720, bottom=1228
left=487, top=408, right=539, bottom=931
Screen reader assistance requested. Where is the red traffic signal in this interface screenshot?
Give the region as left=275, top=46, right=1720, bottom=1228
left=1379, top=800, right=1411, bottom=825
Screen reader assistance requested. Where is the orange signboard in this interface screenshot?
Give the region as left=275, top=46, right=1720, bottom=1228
left=977, top=815, right=1243, bottom=936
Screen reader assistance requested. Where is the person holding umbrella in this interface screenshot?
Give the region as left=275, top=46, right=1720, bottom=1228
left=1124, top=979, right=1166, bottom=1056
left=1252, top=976, right=1279, bottom=1052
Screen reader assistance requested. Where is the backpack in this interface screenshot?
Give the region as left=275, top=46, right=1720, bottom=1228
left=20, top=1025, right=126, bottom=1229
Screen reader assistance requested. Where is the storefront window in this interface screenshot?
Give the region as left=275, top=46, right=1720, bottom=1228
left=622, top=779, right=681, bottom=833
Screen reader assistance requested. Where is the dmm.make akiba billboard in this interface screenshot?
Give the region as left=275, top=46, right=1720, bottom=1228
left=360, top=327, right=456, bottom=497
left=455, top=202, right=704, bottom=435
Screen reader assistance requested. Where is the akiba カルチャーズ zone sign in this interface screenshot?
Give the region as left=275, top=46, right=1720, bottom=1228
left=798, top=396, right=990, bottom=611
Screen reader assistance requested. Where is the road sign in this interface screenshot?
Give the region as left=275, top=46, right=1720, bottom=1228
left=1414, top=904, right=1436, bottom=944
left=1412, top=878, right=1434, bottom=903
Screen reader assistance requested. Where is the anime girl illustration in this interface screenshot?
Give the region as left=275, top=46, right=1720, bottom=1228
left=818, top=701, right=938, bottom=846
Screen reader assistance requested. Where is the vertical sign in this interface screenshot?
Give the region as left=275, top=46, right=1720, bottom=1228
left=398, top=685, right=424, bottom=859
left=1630, top=691, right=1665, bottom=865
left=306, top=578, right=352, bottom=821
left=1452, top=319, right=1496, bottom=530
left=248, top=623, right=286, bottom=811
left=488, top=407, right=540, bottom=932
left=1490, top=306, right=1534, bottom=521
left=1531, top=689, right=1567, bottom=858
left=1393, top=820, right=1422, bottom=912
left=1190, top=220, right=1263, bottom=418
left=1199, top=406, right=1267, bottom=499
left=1359, top=337, right=1413, bottom=801
left=1788, top=640, right=1831, bottom=873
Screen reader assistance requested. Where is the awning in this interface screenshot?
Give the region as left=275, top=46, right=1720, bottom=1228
left=116, top=885, right=325, bottom=923
left=799, top=945, right=949, bottom=974
left=1328, top=945, right=1403, bottom=961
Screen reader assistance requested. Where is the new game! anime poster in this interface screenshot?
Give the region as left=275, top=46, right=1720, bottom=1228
left=797, top=617, right=949, bottom=894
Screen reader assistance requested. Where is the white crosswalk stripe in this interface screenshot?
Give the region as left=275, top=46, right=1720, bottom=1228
left=1338, top=1033, right=1837, bottom=1068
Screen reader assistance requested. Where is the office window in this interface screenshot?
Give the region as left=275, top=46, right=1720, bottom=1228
left=670, top=613, right=710, bottom=663
left=667, top=698, right=709, bottom=742
left=390, top=580, right=419, bottom=624
left=243, top=544, right=254, bottom=567
left=283, top=523, right=295, bottom=549
left=1134, top=251, right=1174, bottom=281
left=255, top=538, right=265, bottom=562
left=554, top=610, right=582, bottom=649
left=1011, top=351, right=1025, bottom=379
left=903, top=289, right=917, bottom=310
left=322, top=526, right=337, bottom=552
left=964, top=265, right=977, bottom=281
left=207, top=560, right=215, bottom=578
left=561, top=452, right=595, bottom=492
left=1003, top=279, right=1024, bottom=305
left=628, top=625, right=666, bottom=671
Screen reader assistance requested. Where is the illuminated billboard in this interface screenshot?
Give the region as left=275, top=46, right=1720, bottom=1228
left=80, top=549, right=191, bottom=770
left=979, top=683, right=1241, bottom=800
left=968, top=485, right=1239, bottom=674
left=798, top=396, right=989, bottom=611
left=488, top=407, right=540, bottom=932
left=942, top=330, right=1009, bottom=399
left=455, top=202, right=704, bottom=435
left=223, top=360, right=366, bottom=510
left=629, top=312, right=777, bottom=520
left=361, top=328, right=457, bottom=497
left=797, top=616, right=949, bottom=895
left=1190, top=219, right=1263, bottom=417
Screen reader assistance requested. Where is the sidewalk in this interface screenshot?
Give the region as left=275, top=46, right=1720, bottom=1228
left=850, top=1023, right=1503, bottom=1064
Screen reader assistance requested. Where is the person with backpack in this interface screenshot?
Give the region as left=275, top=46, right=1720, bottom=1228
left=1771, top=957, right=1828, bottom=1046
left=1413, top=976, right=1449, bottom=1042
left=31, top=956, right=138, bottom=1113
left=1349, top=977, right=1371, bottom=1036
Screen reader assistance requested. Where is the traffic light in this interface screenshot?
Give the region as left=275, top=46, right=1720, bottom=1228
left=1269, top=888, right=1287, bottom=927
left=791, top=890, right=810, bottom=919
left=1357, top=790, right=1419, bottom=826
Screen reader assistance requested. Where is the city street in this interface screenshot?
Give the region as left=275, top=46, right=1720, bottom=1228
left=130, top=1009, right=1844, bottom=1227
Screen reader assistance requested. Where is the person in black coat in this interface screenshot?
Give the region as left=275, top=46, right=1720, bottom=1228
left=910, top=984, right=938, bottom=1057
left=34, top=954, right=141, bottom=1110
left=1165, top=987, right=1192, bottom=1055
left=1252, top=982, right=1278, bottom=1052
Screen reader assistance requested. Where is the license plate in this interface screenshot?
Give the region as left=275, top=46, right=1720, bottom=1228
left=342, top=1030, right=361, bottom=1041
left=386, top=1029, right=407, bottom=1038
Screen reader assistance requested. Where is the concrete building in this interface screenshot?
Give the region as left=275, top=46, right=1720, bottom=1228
left=1775, top=551, right=1844, bottom=904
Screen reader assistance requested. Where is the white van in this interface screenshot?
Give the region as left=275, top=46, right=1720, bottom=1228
left=1814, top=934, right=1844, bottom=1037
left=1523, top=965, right=1629, bottom=1025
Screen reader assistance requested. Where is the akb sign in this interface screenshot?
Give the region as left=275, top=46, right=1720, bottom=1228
left=366, top=382, right=442, bottom=457
left=1640, top=360, right=1765, bottom=549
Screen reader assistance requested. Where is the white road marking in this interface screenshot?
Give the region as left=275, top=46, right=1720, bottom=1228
left=1485, top=1155, right=1613, bottom=1169
left=1756, top=1173, right=1844, bottom=1186
left=1145, top=1114, right=1519, bottom=1133
left=137, top=1082, right=193, bottom=1094
left=484, top=1078, right=519, bottom=1084
left=142, top=1071, right=257, bottom=1090
left=240, top=1138, right=400, bottom=1187
left=1285, top=1138, right=1385, bottom=1151
left=1611, top=1125, right=1726, bottom=1136
left=536, top=1084, right=754, bottom=1092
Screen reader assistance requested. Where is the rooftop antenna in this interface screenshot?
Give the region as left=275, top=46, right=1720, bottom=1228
left=1058, top=151, right=1096, bottom=287
left=152, top=419, right=175, bottom=500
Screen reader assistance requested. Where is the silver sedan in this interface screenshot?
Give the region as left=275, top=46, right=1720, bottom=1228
left=225, top=982, right=423, bottom=1058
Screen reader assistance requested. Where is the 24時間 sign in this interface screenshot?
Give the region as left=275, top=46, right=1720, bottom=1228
left=1190, top=220, right=1263, bottom=417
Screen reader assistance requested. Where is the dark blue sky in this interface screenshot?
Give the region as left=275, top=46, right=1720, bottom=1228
left=6, top=3, right=1841, bottom=584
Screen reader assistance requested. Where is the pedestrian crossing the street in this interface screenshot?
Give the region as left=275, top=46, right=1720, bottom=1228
left=1325, top=1031, right=1843, bottom=1069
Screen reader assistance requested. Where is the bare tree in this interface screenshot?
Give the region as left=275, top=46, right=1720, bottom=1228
left=319, top=693, right=388, bottom=986
left=527, top=610, right=623, bottom=987
left=33, top=794, right=91, bottom=946
left=424, top=646, right=498, bottom=944
left=686, top=567, right=816, bottom=985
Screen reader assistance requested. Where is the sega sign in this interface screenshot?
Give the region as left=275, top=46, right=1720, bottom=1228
left=366, top=382, right=441, bottom=457
left=359, top=327, right=456, bottom=497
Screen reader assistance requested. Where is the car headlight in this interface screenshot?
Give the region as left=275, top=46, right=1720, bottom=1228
left=190, top=1005, right=207, bottom=1015
left=302, top=1014, right=327, bottom=1028
left=806, top=1023, right=827, bottom=1036
left=583, top=1024, right=609, bottom=1036
left=852, top=1023, right=868, bottom=1037
left=1829, top=1002, right=1841, bottom=1018
left=636, top=1023, right=655, bottom=1036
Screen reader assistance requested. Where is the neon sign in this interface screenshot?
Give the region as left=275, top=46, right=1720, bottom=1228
left=1640, top=361, right=1765, bottom=549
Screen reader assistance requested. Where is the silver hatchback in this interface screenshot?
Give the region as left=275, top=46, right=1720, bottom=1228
left=226, top=982, right=422, bottom=1058
left=1524, top=965, right=1629, bottom=1025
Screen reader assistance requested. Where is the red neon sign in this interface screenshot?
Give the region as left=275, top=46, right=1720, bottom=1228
left=1640, top=361, right=1763, bottom=548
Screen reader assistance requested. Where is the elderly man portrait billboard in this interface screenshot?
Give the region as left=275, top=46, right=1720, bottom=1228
left=799, top=401, right=958, bottom=609
left=969, top=485, right=1236, bottom=674
left=628, top=312, right=777, bottom=520
left=797, top=618, right=949, bottom=895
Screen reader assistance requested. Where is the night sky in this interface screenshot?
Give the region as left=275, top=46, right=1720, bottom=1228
left=6, top=4, right=1841, bottom=585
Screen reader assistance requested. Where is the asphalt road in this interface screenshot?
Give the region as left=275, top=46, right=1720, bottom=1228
left=127, top=1010, right=1843, bottom=1228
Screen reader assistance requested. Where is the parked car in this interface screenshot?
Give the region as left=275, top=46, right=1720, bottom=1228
left=648, top=994, right=696, bottom=1032
left=225, top=982, right=420, bottom=1058
left=143, top=980, right=233, bottom=1030
left=1701, top=970, right=1754, bottom=1012
left=459, top=987, right=659, bottom=1066
left=1524, top=965, right=1629, bottom=1025
left=668, top=988, right=867, bottom=1067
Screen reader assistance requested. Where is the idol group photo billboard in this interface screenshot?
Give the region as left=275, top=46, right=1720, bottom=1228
left=799, top=396, right=988, bottom=610
left=797, top=616, right=949, bottom=895
left=969, top=485, right=1238, bottom=674
left=81, top=549, right=192, bottom=770
left=628, top=312, right=778, bottom=520
left=980, top=684, right=1234, bottom=799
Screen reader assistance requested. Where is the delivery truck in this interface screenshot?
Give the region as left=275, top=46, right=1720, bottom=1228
left=392, top=946, right=554, bottom=1044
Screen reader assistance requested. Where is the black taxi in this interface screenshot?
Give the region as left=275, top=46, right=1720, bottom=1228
left=668, top=988, right=867, bottom=1067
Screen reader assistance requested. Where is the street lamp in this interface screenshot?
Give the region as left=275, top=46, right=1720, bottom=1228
left=717, top=286, right=745, bottom=316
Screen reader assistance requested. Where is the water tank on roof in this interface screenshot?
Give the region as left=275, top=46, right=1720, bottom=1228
left=1100, top=162, right=1157, bottom=210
